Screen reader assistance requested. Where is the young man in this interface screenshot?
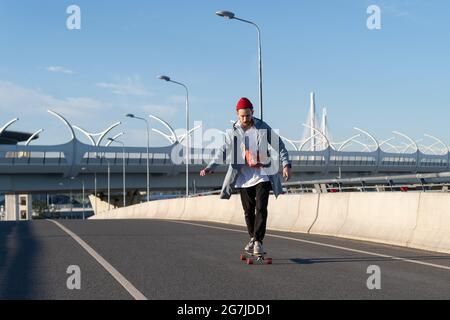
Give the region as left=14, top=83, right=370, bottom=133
left=200, top=97, right=291, bottom=255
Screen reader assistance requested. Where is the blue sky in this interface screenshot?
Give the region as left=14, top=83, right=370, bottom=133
left=0, top=0, right=449, bottom=148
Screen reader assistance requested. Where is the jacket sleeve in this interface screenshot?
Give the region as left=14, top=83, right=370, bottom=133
left=205, top=129, right=234, bottom=172
left=265, top=123, right=291, bottom=169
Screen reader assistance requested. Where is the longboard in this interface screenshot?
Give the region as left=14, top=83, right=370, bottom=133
left=240, top=250, right=272, bottom=265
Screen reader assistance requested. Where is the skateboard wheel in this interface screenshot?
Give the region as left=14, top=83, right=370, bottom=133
left=247, top=259, right=253, bottom=265
left=265, top=258, right=273, bottom=265
left=240, top=254, right=246, bottom=261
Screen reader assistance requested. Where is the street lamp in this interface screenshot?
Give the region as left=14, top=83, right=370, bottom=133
left=158, top=75, right=190, bottom=197
left=216, top=10, right=264, bottom=120
left=126, top=114, right=150, bottom=202
left=106, top=132, right=124, bottom=210
left=106, top=158, right=111, bottom=211
left=70, top=177, right=75, bottom=219
left=108, top=138, right=127, bottom=207
left=81, top=167, right=86, bottom=220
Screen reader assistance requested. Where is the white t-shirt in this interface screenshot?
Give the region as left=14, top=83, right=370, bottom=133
left=234, top=124, right=270, bottom=189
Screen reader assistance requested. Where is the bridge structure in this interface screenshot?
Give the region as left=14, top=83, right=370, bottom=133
left=1, top=109, right=450, bottom=301
left=2, top=106, right=450, bottom=220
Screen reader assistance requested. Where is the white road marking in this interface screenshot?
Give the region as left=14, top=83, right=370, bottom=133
left=49, top=220, right=148, bottom=300
left=171, top=220, right=450, bottom=271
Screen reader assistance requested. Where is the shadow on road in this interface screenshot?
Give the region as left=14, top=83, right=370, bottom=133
left=273, top=255, right=450, bottom=265
left=0, top=222, right=39, bottom=299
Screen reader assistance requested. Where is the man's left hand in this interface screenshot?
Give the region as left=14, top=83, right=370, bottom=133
left=283, top=165, right=292, bottom=182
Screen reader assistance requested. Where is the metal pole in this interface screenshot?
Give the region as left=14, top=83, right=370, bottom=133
left=157, top=76, right=190, bottom=196
left=168, top=80, right=189, bottom=196
left=94, top=172, right=97, bottom=214
left=82, top=179, right=85, bottom=220
left=70, top=189, right=73, bottom=219
left=107, top=160, right=111, bottom=211
left=127, top=116, right=150, bottom=201
left=185, top=89, right=189, bottom=197
left=257, top=26, right=263, bottom=121
left=107, top=138, right=126, bottom=207
left=232, top=17, right=263, bottom=120
left=146, top=120, right=150, bottom=202
left=122, top=145, right=126, bottom=207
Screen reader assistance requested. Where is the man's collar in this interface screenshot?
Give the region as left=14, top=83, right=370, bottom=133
left=233, top=117, right=263, bottom=131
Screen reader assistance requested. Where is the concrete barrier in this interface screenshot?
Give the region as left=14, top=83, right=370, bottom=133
left=338, top=193, right=420, bottom=247
left=291, top=193, right=320, bottom=233
left=166, top=198, right=186, bottom=220
left=309, top=193, right=350, bottom=237
left=153, top=198, right=171, bottom=219
left=88, top=195, right=111, bottom=215
left=409, top=193, right=450, bottom=254
left=212, top=196, right=243, bottom=226
left=227, top=196, right=247, bottom=227
left=266, top=195, right=301, bottom=233
left=91, top=192, right=450, bottom=254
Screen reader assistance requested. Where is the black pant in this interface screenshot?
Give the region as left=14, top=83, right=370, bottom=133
left=239, top=181, right=271, bottom=242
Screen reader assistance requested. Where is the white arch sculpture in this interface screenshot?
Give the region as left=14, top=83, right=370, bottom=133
left=336, top=134, right=361, bottom=152
left=393, top=131, right=418, bottom=153
left=150, top=115, right=177, bottom=144
left=424, top=134, right=449, bottom=155
left=47, top=110, right=76, bottom=140
left=73, top=122, right=122, bottom=146
left=301, top=124, right=334, bottom=150
left=0, top=118, right=19, bottom=136
left=353, top=127, right=379, bottom=151
left=25, top=129, right=44, bottom=146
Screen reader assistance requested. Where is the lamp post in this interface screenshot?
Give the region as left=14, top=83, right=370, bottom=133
left=107, top=159, right=111, bottom=211
left=126, top=114, right=150, bottom=202
left=106, top=132, right=124, bottom=210
left=108, top=138, right=126, bottom=207
left=81, top=167, right=86, bottom=220
left=69, top=177, right=75, bottom=219
left=216, top=10, right=263, bottom=120
left=158, top=75, right=190, bottom=197
left=94, top=172, right=97, bottom=215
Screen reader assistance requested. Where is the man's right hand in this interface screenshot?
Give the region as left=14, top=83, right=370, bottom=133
left=200, top=168, right=212, bottom=177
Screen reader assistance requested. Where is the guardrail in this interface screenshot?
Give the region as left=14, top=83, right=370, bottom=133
left=2, top=141, right=450, bottom=170
left=283, top=171, right=450, bottom=193
left=168, top=172, right=450, bottom=200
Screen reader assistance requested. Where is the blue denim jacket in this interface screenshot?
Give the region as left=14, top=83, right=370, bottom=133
left=205, top=117, right=291, bottom=199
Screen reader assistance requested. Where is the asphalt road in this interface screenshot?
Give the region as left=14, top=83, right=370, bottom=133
left=1, top=219, right=450, bottom=300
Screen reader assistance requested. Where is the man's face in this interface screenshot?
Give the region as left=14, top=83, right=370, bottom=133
left=237, top=108, right=254, bottom=127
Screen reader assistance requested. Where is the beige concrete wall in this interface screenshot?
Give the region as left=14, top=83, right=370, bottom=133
left=309, top=193, right=350, bottom=237
left=409, top=193, right=450, bottom=253
left=91, top=192, right=450, bottom=254
left=291, top=194, right=320, bottom=233
left=266, top=195, right=301, bottom=233
left=338, top=193, right=420, bottom=247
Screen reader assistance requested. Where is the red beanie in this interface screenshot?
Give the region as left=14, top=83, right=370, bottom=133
left=236, top=97, right=253, bottom=111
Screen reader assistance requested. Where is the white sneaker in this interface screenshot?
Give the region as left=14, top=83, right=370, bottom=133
left=253, top=241, right=264, bottom=256
left=244, top=238, right=255, bottom=252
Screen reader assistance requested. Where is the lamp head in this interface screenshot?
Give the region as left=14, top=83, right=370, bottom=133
left=158, top=75, right=171, bottom=82
left=216, top=10, right=235, bottom=19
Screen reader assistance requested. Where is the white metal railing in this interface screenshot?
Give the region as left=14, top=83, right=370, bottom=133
left=283, top=171, right=450, bottom=194
left=2, top=142, right=450, bottom=174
